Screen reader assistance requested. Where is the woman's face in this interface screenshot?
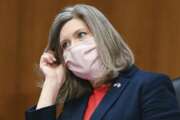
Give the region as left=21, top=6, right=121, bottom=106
left=59, top=18, right=93, bottom=50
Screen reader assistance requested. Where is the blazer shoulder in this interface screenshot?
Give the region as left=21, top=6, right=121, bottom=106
left=132, top=69, right=172, bottom=88
left=127, top=66, right=172, bottom=88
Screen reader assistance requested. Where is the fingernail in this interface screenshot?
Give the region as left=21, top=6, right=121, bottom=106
left=50, top=60, right=53, bottom=63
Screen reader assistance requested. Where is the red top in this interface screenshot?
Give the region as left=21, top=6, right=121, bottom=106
left=83, top=84, right=110, bottom=120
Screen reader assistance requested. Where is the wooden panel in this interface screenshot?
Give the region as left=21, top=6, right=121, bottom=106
left=152, top=0, right=180, bottom=77
left=0, top=0, right=19, bottom=120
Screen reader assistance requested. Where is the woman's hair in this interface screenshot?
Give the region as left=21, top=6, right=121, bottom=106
left=42, top=4, right=135, bottom=104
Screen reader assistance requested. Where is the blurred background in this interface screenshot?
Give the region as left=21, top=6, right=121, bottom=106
left=0, top=0, right=180, bottom=120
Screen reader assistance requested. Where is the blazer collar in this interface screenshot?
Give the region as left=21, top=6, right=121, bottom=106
left=90, top=65, right=139, bottom=120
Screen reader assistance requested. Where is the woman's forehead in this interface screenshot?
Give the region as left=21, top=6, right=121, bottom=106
left=59, top=18, right=90, bottom=41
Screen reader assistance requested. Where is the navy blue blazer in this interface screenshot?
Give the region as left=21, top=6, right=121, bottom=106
left=25, top=65, right=180, bottom=120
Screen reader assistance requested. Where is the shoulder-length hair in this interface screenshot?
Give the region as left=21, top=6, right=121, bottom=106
left=42, top=4, right=134, bottom=104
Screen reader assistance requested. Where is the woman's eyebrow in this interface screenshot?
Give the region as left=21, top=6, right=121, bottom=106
left=73, top=28, right=86, bottom=37
left=60, top=27, right=88, bottom=44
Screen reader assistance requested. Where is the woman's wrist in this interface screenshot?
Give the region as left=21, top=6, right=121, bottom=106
left=45, top=76, right=64, bottom=87
left=36, top=78, right=62, bottom=109
left=45, top=75, right=65, bottom=85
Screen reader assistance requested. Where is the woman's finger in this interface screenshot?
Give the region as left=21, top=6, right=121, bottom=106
left=44, top=51, right=56, bottom=61
left=43, top=54, right=55, bottom=64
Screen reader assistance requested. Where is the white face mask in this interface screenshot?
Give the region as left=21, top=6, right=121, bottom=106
left=63, top=37, right=106, bottom=80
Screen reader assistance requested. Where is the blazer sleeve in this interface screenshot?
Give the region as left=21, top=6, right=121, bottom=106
left=141, top=74, right=180, bottom=120
left=25, top=104, right=57, bottom=120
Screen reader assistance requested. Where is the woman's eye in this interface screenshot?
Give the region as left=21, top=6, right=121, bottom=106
left=78, top=32, right=87, bottom=38
left=62, top=41, right=70, bottom=49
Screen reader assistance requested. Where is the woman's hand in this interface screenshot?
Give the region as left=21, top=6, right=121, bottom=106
left=36, top=51, right=66, bottom=110
left=40, top=51, right=65, bottom=83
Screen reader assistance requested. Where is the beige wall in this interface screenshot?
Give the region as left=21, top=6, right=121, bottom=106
left=0, top=0, right=180, bottom=120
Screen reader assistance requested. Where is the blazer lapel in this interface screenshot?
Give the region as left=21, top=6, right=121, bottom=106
left=90, top=76, right=130, bottom=120
left=62, top=78, right=129, bottom=120
left=61, top=92, right=90, bottom=120
left=90, top=65, right=138, bottom=120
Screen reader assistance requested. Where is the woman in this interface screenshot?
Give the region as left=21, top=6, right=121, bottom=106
left=25, top=4, right=180, bottom=120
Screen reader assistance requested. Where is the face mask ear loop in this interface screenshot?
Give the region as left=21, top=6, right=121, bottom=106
left=63, top=50, right=69, bottom=68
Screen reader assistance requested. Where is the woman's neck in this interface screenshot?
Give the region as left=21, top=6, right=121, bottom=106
left=89, top=80, right=111, bottom=88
